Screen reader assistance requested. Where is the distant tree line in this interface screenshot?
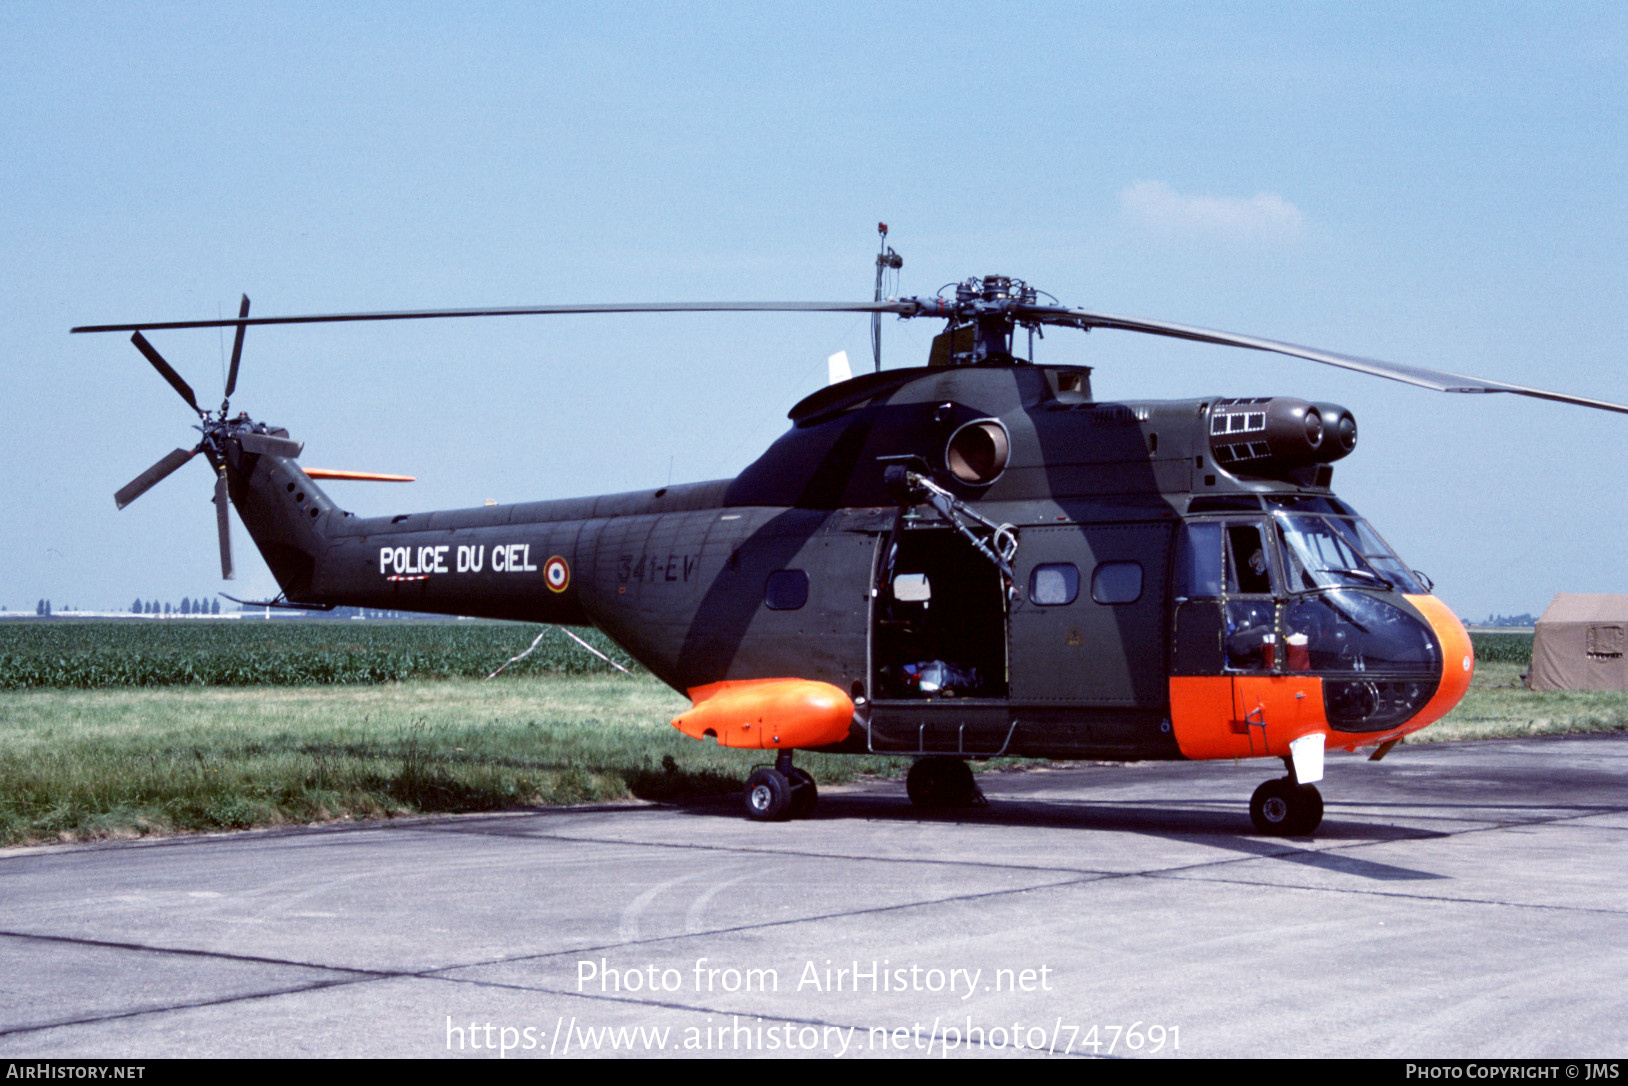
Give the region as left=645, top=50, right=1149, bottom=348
left=131, top=598, right=222, bottom=615
left=22, top=599, right=445, bottom=620
left=1483, top=612, right=1537, bottom=627
left=33, top=601, right=90, bottom=615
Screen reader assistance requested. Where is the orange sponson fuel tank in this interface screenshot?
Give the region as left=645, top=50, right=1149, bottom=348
left=672, top=679, right=856, bottom=749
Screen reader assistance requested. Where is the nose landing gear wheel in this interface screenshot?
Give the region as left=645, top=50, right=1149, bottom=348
left=1250, top=777, right=1324, bottom=836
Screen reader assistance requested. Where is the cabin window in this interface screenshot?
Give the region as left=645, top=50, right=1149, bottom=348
left=764, top=570, right=809, bottom=611
left=1029, top=563, right=1079, bottom=606
left=1091, top=561, right=1143, bottom=605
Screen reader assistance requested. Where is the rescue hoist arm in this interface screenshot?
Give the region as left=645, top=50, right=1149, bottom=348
left=883, top=465, right=1019, bottom=580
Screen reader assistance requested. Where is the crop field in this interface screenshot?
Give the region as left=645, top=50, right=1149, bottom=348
left=0, top=618, right=635, bottom=687
left=0, top=623, right=1620, bottom=846
left=0, top=620, right=894, bottom=844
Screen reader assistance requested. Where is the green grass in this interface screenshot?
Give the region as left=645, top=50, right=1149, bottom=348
left=0, top=674, right=907, bottom=846
left=1413, top=661, right=1628, bottom=743
left=0, top=623, right=1621, bottom=846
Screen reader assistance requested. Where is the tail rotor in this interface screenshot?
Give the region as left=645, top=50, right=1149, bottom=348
left=114, top=447, right=201, bottom=510
left=213, top=472, right=233, bottom=580
left=131, top=330, right=204, bottom=417
left=111, top=294, right=301, bottom=581
left=223, top=294, right=248, bottom=407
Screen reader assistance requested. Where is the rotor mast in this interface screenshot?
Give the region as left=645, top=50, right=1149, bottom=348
left=931, top=275, right=1043, bottom=367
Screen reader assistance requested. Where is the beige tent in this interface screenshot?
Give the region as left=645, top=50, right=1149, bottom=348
left=1528, top=594, right=1628, bottom=691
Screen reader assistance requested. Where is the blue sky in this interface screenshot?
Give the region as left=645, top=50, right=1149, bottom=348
left=3, top=2, right=1624, bottom=620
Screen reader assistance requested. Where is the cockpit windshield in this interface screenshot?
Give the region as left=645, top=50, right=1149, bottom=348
left=1274, top=514, right=1425, bottom=595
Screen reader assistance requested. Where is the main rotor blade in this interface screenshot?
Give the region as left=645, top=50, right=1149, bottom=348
left=214, top=473, right=234, bottom=580
left=73, top=300, right=914, bottom=334
left=239, top=432, right=303, bottom=458
left=131, top=332, right=202, bottom=415
left=1029, top=306, right=1628, bottom=416
left=224, top=294, right=249, bottom=399
left=87, top=292, right=1628, bottom=416
left=114, top=447, right=198, bottom=509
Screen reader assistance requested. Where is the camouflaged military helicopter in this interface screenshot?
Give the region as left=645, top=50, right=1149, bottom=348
left=76, top=248, right=1628, bottom=836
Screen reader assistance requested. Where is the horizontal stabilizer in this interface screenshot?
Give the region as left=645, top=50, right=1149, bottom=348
left=302, top=468, right=415, bottom=482
left=239, top=432, right=304, bottom=458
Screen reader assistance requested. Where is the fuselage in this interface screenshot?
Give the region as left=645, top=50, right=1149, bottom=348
left=225, top=362, right=1473, bottom=764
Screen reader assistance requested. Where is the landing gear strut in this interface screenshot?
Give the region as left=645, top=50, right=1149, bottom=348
left=906, top=756, right=985, bottom=809
left=1249, top=777, right=1323, bottom=836
left=743, top=751, right=818, bottom=822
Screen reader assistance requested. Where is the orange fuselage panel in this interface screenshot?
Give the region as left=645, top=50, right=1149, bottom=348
left=1170, top=595, right=1474, bottom=760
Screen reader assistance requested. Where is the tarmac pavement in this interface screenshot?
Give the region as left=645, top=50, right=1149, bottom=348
left=1, top=734, right=1624, bottom=1059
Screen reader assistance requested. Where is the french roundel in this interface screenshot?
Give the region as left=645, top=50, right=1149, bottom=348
left=544, top=555, right=570, bottom=593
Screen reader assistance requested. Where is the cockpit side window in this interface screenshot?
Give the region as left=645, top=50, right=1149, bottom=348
left=1175, top=519, right=1277, bottom=598
left=1171, top=518, right=1280, bottom=674
left=1174, top=521, right=1223, bottom=599
left=1226, top=524, right=1274, bottom=595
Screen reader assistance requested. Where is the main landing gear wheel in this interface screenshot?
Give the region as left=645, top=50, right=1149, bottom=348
left=906, top=757, right=985, bottom=809
left=1250, top=777, right=1324, bottom=836
left=743, top=755, right=819, bottom=822
left=743, top=768, right=792, bottom=821
left=787, top=767, right=818, bottom=819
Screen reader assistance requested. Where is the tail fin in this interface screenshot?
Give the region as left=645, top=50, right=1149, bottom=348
left=223, top=441, right=336, bottom=600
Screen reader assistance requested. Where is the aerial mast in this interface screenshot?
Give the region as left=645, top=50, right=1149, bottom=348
left=872, top=223, right=902, bottom=372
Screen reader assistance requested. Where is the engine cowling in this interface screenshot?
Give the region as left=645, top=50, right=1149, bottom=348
left=1208, top=397, right=1356, bottom=476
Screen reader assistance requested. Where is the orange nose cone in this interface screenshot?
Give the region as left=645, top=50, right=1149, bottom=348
left=672, top=678, right=856, bottom=750
left=1404, top=595, right=1475, bottom=733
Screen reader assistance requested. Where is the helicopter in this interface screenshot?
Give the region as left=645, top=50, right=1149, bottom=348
left=75, top=242, right=1628, bottom=836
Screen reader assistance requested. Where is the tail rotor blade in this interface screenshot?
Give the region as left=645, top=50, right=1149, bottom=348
left=224, top=294, right=249, bottom=400
left=131, top=332, right=202, bottom=416
left=239, top=432, right=303, bottom=458
left=214, top=472, right=234, bottom=580
left=115, top=447, right=198, bottom=509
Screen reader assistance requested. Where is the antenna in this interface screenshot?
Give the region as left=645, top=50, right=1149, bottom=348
left=872, top=223, right=902, bottom=372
